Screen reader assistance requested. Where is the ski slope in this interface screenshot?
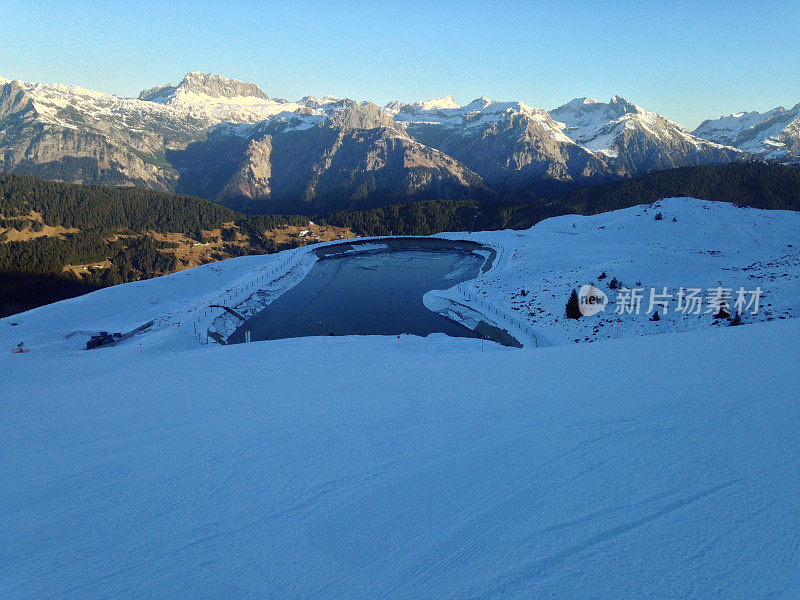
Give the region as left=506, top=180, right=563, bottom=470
left=2, top=197, right=800, bottom=598
left=2, top=321, right=799, bottom=599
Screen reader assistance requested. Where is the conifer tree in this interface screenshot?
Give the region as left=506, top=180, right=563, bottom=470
left=566, top=289, right=582, bottom=319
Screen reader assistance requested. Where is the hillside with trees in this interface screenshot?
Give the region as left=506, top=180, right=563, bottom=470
left=323, top=162, right=800, bottom=234
left=2, top=162, right=799, bottom=316
left=0, top=175, right=314, bottom=316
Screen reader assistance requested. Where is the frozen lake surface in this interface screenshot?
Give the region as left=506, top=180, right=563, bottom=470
left=229, top=241, right=489, bottom=343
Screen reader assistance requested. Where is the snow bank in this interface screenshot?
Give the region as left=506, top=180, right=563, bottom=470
left=0, top=247, right=323, bottom=353
left=440, top=197, right=800, bottom=346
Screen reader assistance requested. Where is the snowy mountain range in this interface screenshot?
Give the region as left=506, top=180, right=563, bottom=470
left=0, top=71, right=795, bottom=212
left=693, top=104, right=800, bottom=161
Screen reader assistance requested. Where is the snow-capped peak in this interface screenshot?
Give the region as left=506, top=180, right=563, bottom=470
left=556, top=97, right=602, bottom=111
left=385, top=94, right=567, bottom=146
left=138, top=72, right=270, bottom=104
left=550, top=96, right=639, bottom=123
left=318, top=94, right=344, bottom=105
left=419, top=95, right=461, bottom=110
left=549, top=95, right=729, bottom=159
left=731, top=110, right=761, bottom=119
left=692, top=106, right=790, bottom=148
left=301, top=95, right=346, bottom=109
left=384, top=95, right=462, bottom=114
left=156, top=72, right=268, bottom=101
left=136, top=72, right=317, bottom=125
left=463, top=96, right=494, bottom=111
left=0, top=75, right=9, bottom=86
left=603, top=95, right=641, bottom=116
left=609, top=94, right=634, bottom=106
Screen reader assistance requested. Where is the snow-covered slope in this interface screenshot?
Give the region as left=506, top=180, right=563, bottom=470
left=549, top=96, right=626, bottom=152
left=694, top=104, right=800, bottom=161
left=7, top=79, right=197, bottom=132
left=2, top=295, right=799, bottom=598
left=2, top=198, right=800, bottom=598
left=447, top=197, right=800, bottom=345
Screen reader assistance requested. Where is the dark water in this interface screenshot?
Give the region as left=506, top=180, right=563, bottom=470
left=228, top=247, right=486, bottom=343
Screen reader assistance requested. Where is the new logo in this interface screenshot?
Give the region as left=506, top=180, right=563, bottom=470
left=578, top=284, right=608, bottom=316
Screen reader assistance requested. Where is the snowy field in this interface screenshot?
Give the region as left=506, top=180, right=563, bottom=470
left=2, top=197, right=800, bottom=598
left=446, top=197, right=800, bottom=346
left=2, top=323, right=799, bottom=598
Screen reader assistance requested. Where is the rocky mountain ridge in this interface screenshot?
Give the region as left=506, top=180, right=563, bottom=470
left=0, top=71, right=787, bottom=213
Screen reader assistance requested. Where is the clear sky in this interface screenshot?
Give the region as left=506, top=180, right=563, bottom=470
left=1, top=0, right=797, bottom=129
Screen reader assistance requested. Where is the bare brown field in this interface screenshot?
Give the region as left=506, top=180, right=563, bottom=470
left=0, top=211, right=80, bottom=241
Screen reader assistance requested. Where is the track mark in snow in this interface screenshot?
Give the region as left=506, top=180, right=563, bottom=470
left=481, top=478, right=746, bottom=597
left=382, top=421, right=661, bottom=594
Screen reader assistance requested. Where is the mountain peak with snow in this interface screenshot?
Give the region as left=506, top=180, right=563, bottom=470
left=386, top=95, right=462, bottom=114
left=327, top=101, right=400, bottom=131
left=179, top=72, right=268, bottom=99
left=609, top=94, right=634, bottom=106
left=0, top=70, right=785, bottom=209
left=0, top=75, right=9, bottom=86
left=463, top=96, right=494, bottom=111
left=556, top=97, right=602, bottom=111
left=134, top=72, right=316, bottom=125
left=300, top=95, right=347, bottom=109
left=550, top=95, right=740, bottom=165
left=692, top=105, right=800, bottom=157
left=550, top=96, right=640, bottom=127
left=139, top=72, right=269, bottom=103
left=419, top=95, right=461, bottom=110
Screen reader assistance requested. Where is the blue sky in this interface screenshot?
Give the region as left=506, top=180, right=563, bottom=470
left=1, top=0, right=797, bottom=129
